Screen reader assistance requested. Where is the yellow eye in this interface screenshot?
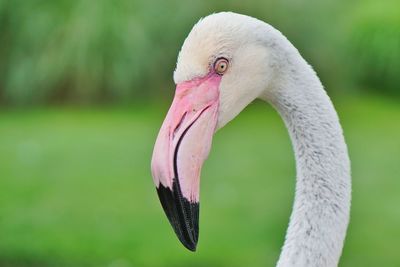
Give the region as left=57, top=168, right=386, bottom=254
left=214, top=58, right=229, bottom=75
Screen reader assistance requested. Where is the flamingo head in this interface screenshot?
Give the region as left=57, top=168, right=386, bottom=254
left=151, top=12, right=274, bottom=251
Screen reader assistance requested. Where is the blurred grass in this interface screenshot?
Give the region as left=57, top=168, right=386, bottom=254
left=0, top=94, right=399, bottom=266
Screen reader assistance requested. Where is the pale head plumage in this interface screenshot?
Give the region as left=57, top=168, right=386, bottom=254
left=174, top=12, right=279, bottom=129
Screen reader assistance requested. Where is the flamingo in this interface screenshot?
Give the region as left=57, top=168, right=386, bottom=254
left=151, top=12, right=351, bottom=267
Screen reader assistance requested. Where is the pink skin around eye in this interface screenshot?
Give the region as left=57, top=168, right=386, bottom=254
left=151, top=72, right=222, bottom=202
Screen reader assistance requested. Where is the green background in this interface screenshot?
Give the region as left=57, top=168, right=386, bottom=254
left=0, top=0, right=399, bottom=266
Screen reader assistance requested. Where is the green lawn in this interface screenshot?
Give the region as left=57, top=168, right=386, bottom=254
left=0, top=95, right=399, bottom=267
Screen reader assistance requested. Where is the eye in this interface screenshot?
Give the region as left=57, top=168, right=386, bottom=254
left=214, top=58, right=229, bottom=75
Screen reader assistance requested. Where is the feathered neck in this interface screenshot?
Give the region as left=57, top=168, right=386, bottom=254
left=261, top=34, right=351, bottom=267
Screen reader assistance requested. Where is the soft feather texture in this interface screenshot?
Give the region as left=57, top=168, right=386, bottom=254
left=174, top=12, right=351, bottom=267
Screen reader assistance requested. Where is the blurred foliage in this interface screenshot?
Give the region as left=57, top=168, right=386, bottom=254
left=0, top=96, right=400, bottom=266
left=344, top=0, right=400, bottom=94
left=0, top=0, right=399, bottom=105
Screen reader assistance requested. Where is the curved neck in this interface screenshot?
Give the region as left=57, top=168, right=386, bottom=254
left=261, top=44, right=351, bottom=266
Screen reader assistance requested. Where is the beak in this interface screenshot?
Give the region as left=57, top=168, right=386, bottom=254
left=151, top=74, right=221, bottom=251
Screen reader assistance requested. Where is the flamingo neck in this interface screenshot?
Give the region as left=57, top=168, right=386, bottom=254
left=261, top=45, right=351, bottom=266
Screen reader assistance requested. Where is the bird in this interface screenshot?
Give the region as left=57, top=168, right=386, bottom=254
left=151, top=12, right=351, bottom=267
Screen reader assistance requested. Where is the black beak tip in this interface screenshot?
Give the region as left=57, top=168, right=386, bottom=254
left=182, top=240, right=197, bottom=252
left=156, top=181, right=200, bottom=252
left=176, top=222, right=198, bottom=252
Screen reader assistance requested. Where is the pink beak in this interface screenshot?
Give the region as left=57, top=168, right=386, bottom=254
left=151, top=73, right=222, bottom=251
